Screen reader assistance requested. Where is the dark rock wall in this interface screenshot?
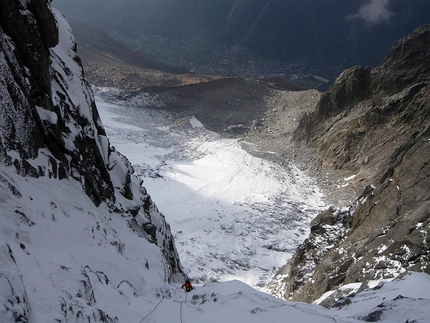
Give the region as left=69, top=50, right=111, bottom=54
left=0, top=0, right=113, bottom=202
left=315, top=66, right=372, bottom=119
left=272, top=25, right=430, bottom=305
left=0, top=0, right=56, bottom=165
left=374, top=24, right=430, bottom=92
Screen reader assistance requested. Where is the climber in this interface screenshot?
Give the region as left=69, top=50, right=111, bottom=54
left=182, top=279, right=193, bottom=292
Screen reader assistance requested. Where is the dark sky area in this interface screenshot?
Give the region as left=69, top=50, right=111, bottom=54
left=52, top=0, right=430, bottom=74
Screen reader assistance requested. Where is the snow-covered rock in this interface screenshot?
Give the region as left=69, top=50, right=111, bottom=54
left=0, top=1, right=183, bottom=322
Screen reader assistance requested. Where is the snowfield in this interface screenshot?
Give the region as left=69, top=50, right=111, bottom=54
left=95, top=87, right=326, bottom=289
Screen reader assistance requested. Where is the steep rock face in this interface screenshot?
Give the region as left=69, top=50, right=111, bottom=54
left=271, top=25, right=430, bottom=305
left=0, top=1, right=184, bottom=322
left=1, top=0, right=111, bottom=200
left=315, top=65, right=372, bottom=120
left=294, top=25, right=430, bottom=175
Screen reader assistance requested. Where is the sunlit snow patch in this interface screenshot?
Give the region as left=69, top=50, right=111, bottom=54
left=190, top=115, right=204, bottom=128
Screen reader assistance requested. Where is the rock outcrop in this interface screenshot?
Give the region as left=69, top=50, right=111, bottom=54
left=271, top=25, right=430, bottom=305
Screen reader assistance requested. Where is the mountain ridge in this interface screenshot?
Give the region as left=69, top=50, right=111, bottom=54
left=269, top=24, right=430, bottom=305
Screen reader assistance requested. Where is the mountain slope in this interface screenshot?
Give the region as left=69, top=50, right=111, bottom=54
left=63, top=19, right=224, bottom=92
left=53, top=0, right=430, bottom=80
left=0, top=1, right=183, bottom=322
left=270, top=24, right=430, bottom=305
left=67, top=18, right=189, bottom=75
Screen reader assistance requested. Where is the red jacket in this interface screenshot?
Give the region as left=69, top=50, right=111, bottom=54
left=182, top=282, right=193, bottom=291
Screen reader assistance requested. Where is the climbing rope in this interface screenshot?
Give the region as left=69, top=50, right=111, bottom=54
left=179, top=292, right=187, bottom=323
left=180, top=298, right=183, bottom=323
left=139, top=288, right=188, bottom=323
left=139, top=298, right=164, bottom=323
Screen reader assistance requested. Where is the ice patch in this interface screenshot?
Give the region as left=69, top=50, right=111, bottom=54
left=190, top=115, right=204, bottom=128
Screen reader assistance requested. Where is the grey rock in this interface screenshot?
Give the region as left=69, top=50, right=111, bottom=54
left=270, top=25, right=430, bottom=305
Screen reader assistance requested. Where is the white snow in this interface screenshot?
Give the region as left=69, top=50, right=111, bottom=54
left=0, top=159, right=345, bottom=322
left=90, top=87, right=430, bottom=322
left=95, top=87, right=326, bottom=289
left=36, top=106, right=58, bottom=124
left=344, top=174, right=356, bottom=181
left=50, top=8, right=95, bottom=123
left=0, top=162, right=166, bottom=322
left=189, top=115, right=204, bottom=128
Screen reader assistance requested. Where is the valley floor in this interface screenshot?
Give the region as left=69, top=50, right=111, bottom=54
left=95, top=87, right=326, bottom=290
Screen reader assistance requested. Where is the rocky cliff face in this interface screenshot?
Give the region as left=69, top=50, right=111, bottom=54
left=0, top=0, right=112, bottom=201
left=0, top=1, right=183, bottom=321
left=270, top=25, right=430, bottom=305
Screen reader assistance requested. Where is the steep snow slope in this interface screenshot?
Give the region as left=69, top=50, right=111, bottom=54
left=1, top=3, right=182, bottom=322
left=2, top=161, right=430, bottom=323
left=144, top=273, right=430, bottom=323
left=0, top=165, right=169, bottom=322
